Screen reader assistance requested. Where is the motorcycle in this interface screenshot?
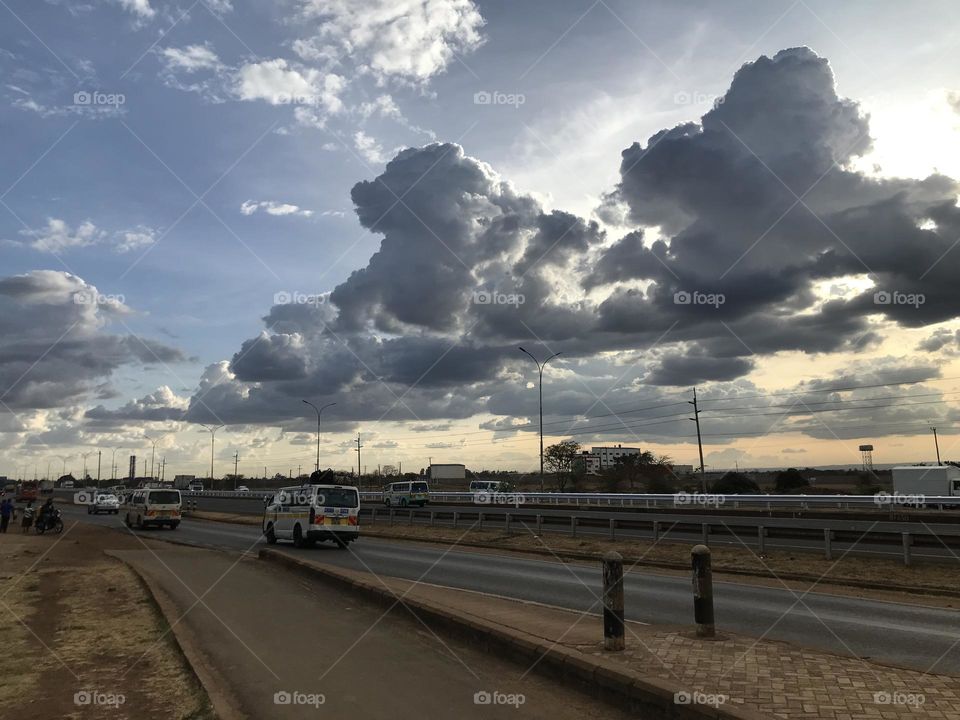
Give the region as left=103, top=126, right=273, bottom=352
left=35, top=507, right=63, bottom=535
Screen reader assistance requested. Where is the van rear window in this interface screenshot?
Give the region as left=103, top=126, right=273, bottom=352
left=148, top=491, right=180, bottom=505
left=412, top=482, right=428, bottom=492
left=316, top=488, right=359, bottom=508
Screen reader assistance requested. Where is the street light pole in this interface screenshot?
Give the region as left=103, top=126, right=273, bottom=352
left=302, top=400, right=336, bottom=474
left=518, top=347, right=562, bottom=492
left=199, top=424, right=224, bottom=489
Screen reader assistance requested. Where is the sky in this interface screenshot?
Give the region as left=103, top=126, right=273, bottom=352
left=2, top=0, right=960, bottom=481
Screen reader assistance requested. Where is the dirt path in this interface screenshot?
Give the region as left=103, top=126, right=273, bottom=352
left=0, top=524, right=211, bottom=719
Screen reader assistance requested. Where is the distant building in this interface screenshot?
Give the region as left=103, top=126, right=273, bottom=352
left=590, top=445, right=640, bottom=471
left=670, top=465, right=695, bottom=475
left=578, top=452, right=602, bottom=475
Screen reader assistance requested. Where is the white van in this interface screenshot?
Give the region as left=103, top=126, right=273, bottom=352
left=469, top=480, right=502, bottom=493
left=262, top=484, right=360, bottom=549
left=123, top=488, right=182, bottom=529
left=383, top=480, right=429, bottom=507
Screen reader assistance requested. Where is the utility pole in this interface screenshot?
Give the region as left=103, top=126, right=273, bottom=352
left=931, top=426, right=942, bottom=466
left=233, top=452, right=239, bottom=490
left=355, top=434, right=363, bottom=485
left=689, top=387, right=706, bottom=492
left=518, top=347, right=562, bottom=492
left=97, top=450, right=101, bottom=488
left=200, top=424, right=223, bottom=489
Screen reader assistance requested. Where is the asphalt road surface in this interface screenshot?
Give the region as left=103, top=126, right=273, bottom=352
left=62, top=504, right=960, bottom=675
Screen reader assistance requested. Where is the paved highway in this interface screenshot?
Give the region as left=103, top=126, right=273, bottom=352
left=180, top=494, right=960, bottom=562
left=61, top=504, right=960, bottom=675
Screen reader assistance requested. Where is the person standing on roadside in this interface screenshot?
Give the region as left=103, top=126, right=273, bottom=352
left=21, top=501, right=34, bottom=533
left=0, top=498, right=13, bottom=533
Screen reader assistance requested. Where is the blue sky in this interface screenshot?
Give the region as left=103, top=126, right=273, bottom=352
left=2, top=0, right=960, bottom=477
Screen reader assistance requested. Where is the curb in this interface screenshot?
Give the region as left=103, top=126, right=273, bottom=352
left=259, top=548, right=766, bottom=720
left=106, top=550, right=246, bottom=720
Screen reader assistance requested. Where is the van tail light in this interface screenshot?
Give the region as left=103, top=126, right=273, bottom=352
left=348, top=516, right=358, bottom=526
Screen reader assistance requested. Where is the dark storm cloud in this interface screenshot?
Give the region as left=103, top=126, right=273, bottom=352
left=0, top=271, right=185, bottom=411
left=180, top=47, right=960, bottom=438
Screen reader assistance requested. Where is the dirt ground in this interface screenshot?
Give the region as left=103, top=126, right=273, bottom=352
left=0, top=523, right=212, bottom=720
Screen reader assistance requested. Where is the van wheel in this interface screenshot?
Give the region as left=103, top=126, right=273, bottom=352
left=292, top=524, right=304, bottom=548
left=384, top=498, right=391, bottom=507
left=400, top=498, right=408, bottom=508
left=265, top=524, right=277, bottom=544
left=334, top=538, right=348, bottom=550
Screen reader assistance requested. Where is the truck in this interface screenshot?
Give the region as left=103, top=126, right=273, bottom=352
left=891, top=465, right=960, bottom=497
left=428, top=463, right=466, bottom=481
left=173, top=475, right=196, bottom=490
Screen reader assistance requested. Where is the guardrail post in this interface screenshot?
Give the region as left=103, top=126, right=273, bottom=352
left=653, top=521, right=659, bottom=542
left=505, top=513, right=511, bottom=534
left=602, top=551, right=625, bottom=651
left=453, top=511, right=458, bottom=528
left=371, top=508, right=377, bottom=525
left=701, top=523, right=709, bottom=546
left=389, top=508, right=395, bottom=526
left=609, top=518, right=616, bottom=540
left=408, top=509, right=414, bottom=525
left=691, top=545, right=715, bottom=638
left=823, top=528, right=832, bottom=560
left=536, top=514, right=542, bottom=535
left=902, top=532, right=912, bottom=566
left=429, top=511, right=435, bottom=527
left=757, top=526, right=765, bottom=554
left=570, top=516, right=577, bottom=537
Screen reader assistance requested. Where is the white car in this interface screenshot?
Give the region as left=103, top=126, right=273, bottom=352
left=236, top=485, right=250, bottom=492
left=88, top=493, right=120, bottom=514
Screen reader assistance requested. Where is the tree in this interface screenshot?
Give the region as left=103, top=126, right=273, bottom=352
left=711, top=472, right=760, bottom=494
left=774, top=468, right=809, bottom=493
left=545, top=440, right=581, bottom=491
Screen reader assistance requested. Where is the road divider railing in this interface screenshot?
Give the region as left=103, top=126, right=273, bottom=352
left=359, top=505, right=960, bottom=566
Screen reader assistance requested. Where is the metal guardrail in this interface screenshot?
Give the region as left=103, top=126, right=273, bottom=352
left=177, top=490, right=960, bottom=510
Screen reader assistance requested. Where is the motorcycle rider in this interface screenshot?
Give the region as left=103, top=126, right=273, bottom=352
left=36, top=497, right=55, bottom=532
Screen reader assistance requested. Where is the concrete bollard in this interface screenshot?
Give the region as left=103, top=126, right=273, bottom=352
left=609, top=518, right=616, bottom=540
left=757, top=525, right=765, bottom=554
left=902, top=532, right=912, bottom=567
left=602, top=551, right=625, bottom=651
left=691, top=545, right=715, bottom=638
left=823, top=528, right=832, bottom=560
